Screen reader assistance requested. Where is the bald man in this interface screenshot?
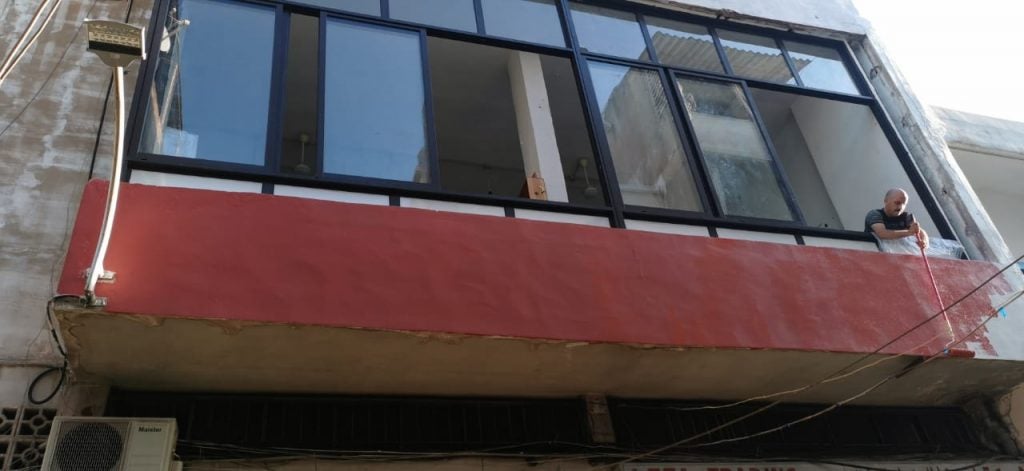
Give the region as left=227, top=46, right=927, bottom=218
left=865, top=188, right=928, bottom=249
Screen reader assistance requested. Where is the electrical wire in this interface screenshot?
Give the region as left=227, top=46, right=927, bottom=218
left=0, top=0, right=52, bottom=83
left=0, top=0, right=62, bottom=87
left=0, top=0, right=100, bottom=141
left=667, top=251, right=1024, bottom=413
left=596, top=289, right=1024, bottom=469
left=168, top=284, right=1023, bottom=470
left=0, top=0, right=63, bottom=86
left=26, top=294, right=83, bottom=405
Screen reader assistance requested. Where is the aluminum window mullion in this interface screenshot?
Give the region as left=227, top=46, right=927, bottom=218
left=314, top=11, right=327, bottom=178
left=738, top=80, right=806, bottom=224
left=264, top=4, right=290, bottom=174
left=125, top=0, right=174, bottom=175
left=418, top=29, right=442, bottom=190
left=636, top=12, right=658, bottom=63
left=663, top=70, right=721, bottom=217
left=473, top=0, right=485, bottom=35
left=558, top=0, right=625, bottom=228
left=777, top=38, right=805, bottom=87
left=708, top=27, right=734, bottom=76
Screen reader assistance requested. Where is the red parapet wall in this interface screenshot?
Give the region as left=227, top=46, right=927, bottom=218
left=60, top=180, right=1011, bottom=357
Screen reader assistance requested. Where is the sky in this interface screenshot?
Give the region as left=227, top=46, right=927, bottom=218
left=851, top=0, right=1024, bottom=123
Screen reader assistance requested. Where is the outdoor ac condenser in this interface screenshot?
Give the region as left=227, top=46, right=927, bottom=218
left=39, top=417, right=178, bottom=471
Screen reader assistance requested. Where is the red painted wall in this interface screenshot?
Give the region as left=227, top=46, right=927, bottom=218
left=59, top=180, right=1012, bottom=357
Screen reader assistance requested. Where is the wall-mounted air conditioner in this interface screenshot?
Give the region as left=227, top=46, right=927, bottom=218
left=39, top=417, right=179, bottom=471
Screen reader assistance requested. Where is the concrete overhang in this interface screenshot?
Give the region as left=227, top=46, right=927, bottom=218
left=55, top=181, right=1024, bottom=405
left=54, top=303, right=1024, bottom=406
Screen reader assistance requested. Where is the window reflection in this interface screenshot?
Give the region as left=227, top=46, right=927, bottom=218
left=675, top=77, right=795, bottom=220
left=588, top=61, right=702, bottom=212
left=644, top=17, right=723, bottom=73
left=481, top=0, right=564, bottom=47
left=390, top=0, right=477, bottom=32
left=784, top=41, right=859, bottom=94
left=570, top=3, right=647, bottom=60
left=323, top=20, right=429, bottom=183
left=293, top=0, right=380, bottom=16
left=718, top=30, right=794, bottom=84
left=139, top=0, right=275, bottom=165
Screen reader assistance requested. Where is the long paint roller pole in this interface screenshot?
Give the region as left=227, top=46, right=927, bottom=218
left=917, top=232, right=975, bottom=358
left=918, top=233, right=955, bottom=345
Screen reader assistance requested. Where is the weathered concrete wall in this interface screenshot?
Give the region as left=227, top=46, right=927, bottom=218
left=1000, top=385, right=1024, bottom=450
left=936, top=107, right=1024, bottom=160
left=933, top=107, right=1024, bottom=255
left=0, top=0, right=151, bottom=410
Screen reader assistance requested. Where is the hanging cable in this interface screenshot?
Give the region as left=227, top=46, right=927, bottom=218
left=0, top=0, right=63, bottom=87
left=0, top=0, right=52, bottom=82
left=0, top=0, right=100, bottom=141
left=598, top=288, right=1024, bottom=469
left=26, top=294, right=83, bottom=405
left=668, top=251, right=1024, bottom=413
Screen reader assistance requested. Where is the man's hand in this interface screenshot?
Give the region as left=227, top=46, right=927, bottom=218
left=909, top=221, right=920, bottom=235
left=916, top=228, right=929, bottom=250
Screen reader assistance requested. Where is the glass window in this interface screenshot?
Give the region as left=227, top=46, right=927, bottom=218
left=481, top=0, right=564, bottom=47
left=138, top=0, right=276, bottom=165
left=644, top=17, right=723, bottom=73
left=749, top=88, right=939, bottom=232
left=323, top=20, right=429, bottom=183
left=784, top=41, right=860, bottom=94
left=588, top=61, right=702, bottom=212
left=718, top=30, right=794, bottom=84
left=675, top=77, right=795, bottom=220
left=429, top=38, right=601, bottom=204
left=390, top=0, right=477, bottom=32
left=292, top=0, right=380, bottom=15
left=569, top=3, right=647, bottom=60
left=280, top=13, right=319, bottom=175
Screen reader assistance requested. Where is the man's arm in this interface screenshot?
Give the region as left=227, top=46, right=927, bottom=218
left=870, top=223, right=919, bottom=240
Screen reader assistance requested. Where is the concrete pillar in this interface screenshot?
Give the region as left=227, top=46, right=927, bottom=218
left=507, top=51, right=569, bottom=203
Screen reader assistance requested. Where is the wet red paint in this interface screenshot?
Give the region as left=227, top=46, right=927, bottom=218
left=59, top=180, right=1012, bottom=357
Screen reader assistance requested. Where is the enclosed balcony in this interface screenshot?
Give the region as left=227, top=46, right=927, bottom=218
left=51, top=0, right=1024, bottom=407
left=54, top=178, right=1024, bottom=406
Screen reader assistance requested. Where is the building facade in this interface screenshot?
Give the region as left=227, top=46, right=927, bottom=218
left=2, top=0, right=1024, bottom=469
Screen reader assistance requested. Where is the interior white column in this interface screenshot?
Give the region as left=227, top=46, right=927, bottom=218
left=507, top=51, right=568, bottom=202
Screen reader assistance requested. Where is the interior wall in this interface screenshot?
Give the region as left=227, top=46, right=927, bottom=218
left=753, top=90, right=843, bottom=229
left=790, top=96, right=940, bottom=236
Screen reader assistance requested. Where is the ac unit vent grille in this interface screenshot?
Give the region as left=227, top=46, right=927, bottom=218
left=50, top=421, right=129, bottom=471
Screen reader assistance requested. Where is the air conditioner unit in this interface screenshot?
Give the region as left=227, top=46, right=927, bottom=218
left=39, top=417, right=179, bottom=471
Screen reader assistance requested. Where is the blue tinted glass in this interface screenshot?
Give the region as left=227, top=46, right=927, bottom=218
left=784, top=41, right=860, bottom=94
left=139, top=0, right=275, bottom=165
left=323, top=20, right=429, bottom=183
left=481, top=0, right=564, bottom=47
left=570, top=3, right=647, bottom=60
left=291, top=0, right=379, bottom=15
left=390, top=0, right=477, bottom=32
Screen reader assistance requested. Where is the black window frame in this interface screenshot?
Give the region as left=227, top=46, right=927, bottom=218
left=124, top=0, right=959, bottom=244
